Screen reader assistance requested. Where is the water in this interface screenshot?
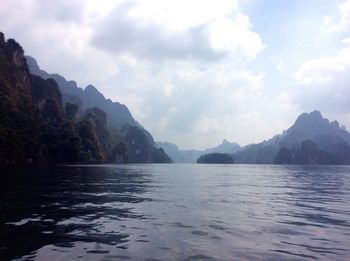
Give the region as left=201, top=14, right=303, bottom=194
left=1, top=164, right=350, bottom=260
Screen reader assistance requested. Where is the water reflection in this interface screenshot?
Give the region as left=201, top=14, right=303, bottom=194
left=0, top=165, right=153, bottom=260
left=277, top=165, right=350, bottom=226
left=0, top=164, right=350, bottom=260
left=259, top=165, right=350, bottom=259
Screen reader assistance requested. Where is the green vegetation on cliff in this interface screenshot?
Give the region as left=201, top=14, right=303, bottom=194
left=275, top=140, right=343, bottom=165
left=0, top=32, right=171, bottom=164
left=0, top=33, right=38, bottom=163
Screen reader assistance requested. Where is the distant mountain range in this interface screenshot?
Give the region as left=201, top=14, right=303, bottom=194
left=2, top=32, right=350, bottom=165
left=156, top=139, right=241, bottom=163
left=158, top=111, right=350, bottom=165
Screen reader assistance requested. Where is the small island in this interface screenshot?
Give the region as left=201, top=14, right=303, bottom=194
left=197, top=153, right=234, bottom=164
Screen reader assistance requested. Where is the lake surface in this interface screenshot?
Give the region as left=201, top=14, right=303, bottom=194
left=1, top=164, right=350, bottom=260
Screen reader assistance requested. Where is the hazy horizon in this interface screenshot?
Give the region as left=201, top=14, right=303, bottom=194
left=1, top=0, right=350, bottom=149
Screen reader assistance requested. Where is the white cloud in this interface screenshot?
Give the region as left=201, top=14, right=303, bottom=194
left=276, top=61, right=285, bottom=73
left=91, top=1, right=263, bottom=63
left=294, top=40, right=350, bottom=114
left=0, top=0, right=309, bottom=149
left=190, top=93, right=300, bottom=149
left=323, top=0, right=350, bottom=33
left=127, top=0, right=240, bottom=31
left=208, top=13, right=264, bottom=60
left=292, top=0, right=350, bottom=132
left=341, top=37, right=350, bottom=44
left=0, top=0, right=119, bottom=86
left=323, top=16, right=332, bottom=27
left=0, top=0, right=263, bottom=80
left=295, top=56, right=346, bottom=86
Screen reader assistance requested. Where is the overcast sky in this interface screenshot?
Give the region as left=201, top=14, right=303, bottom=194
left=1, top=0, right=350, bottom=149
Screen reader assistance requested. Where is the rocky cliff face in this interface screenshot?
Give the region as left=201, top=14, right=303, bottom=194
left=0, top=33, right=36, bottom=163
left=280, top=110, right=350, bottom=150
left=275, top=140, right=343, bottom=165
left=25, top=54, right=171, bottom=163
left=0, top=33, right=80, bottom=163
left=0, top=32, right=172, bottom=164
left=124, top=126, right=172, bottom=163
left=26, top=56, right=136, bottom=128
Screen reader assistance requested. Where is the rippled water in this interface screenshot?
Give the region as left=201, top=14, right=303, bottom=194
left=1, top=164, right=350, bottom=260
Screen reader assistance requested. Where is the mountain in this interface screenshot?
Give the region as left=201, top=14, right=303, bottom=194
left=26, top=56, right=136, bottom=128
left=280, top=110, right=350, bottom=149
left=274, top=140, right=342, bottom=165
left=0, top=33, right=82, bottom=163
left=123, top=126, right=172, bottom=163
left=236, top=110, right=350, bottom=164
left=3, top=32, right=347, bottom=165
left=155, top=141, right=201, bottom=163
left=26, top=55, right=171, bottom=163
left=158, top=111, right=350, bottom=165
left=205, top=139, right=241, bottom=154
left=156, top=140, right=241, bottom=163
left=0, top=32, right=171, bottom=164
left=0, top=33, right=38, bottom=163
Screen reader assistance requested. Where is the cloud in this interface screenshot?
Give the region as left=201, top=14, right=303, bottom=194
left=208, top=13, right=263, bottom=60
left=0, top=0, right=263, bottom=80
left=124, top=0, right=240, bottom=31
left=2, top=0, right=301, bottom=149
left=0, top=0, right=119, bottom=86
left=323, top=0, right=350, bottom=33
left=91, top=1, right=263, bottom=62
left=91, top=2, right=224, bottom=62
left=0, top=1, right=85, bottom=25
left=294, top=41, right=350, bottom=113
left=276, top=61, right=285, bottom=73
left=105, top=56, right=299, bottom=149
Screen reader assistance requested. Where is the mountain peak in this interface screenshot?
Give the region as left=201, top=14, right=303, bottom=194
left=331, top=120, right=339, bottom=128
left=293, top=110, right=328, bottom=128
left=281, top=110, right=350, bottom=150
left=0, top=32, right=4, bottom=43
left=84, top=84, right=106, bottom=100
left=297, top=110, right=322, bottom=120
left=309, top=110, right=323, bottom=119
left=85, top=84, right=99, bottom=93
left=25, top=56, right=40, bottom=71
left=236, top=110, right=350, bottom=164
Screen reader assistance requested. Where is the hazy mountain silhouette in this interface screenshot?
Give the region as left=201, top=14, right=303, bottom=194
left=157, top=140, right=241, bottom=163
left=159, top=111, right=350, bottom=165
left=206, top=139, right=241, bottom=154
left=236, top=110, right=350, bottom=164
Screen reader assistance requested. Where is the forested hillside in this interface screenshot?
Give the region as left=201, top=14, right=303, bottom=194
left=0, top=32, right=171, bottom=164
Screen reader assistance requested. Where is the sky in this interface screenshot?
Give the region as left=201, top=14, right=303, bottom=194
left=1, top=0, right=350, bottom=149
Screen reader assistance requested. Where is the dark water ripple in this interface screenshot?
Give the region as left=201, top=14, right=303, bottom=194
left=0, top=164, right=350, bottom=260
